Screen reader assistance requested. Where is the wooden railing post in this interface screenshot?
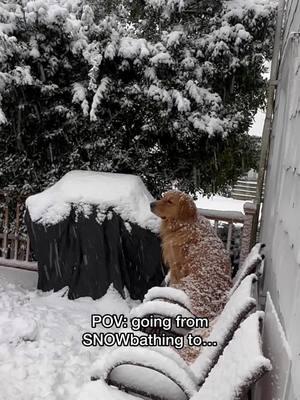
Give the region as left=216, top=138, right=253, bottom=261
left=226, top=222, right=233, bottom=251
left=2, top=201, right=9, bottom=259
left=239, top=202, right=257, bottom=266
left=0, top=191, right=38, bottom=270
left=14, top=202, right=20, bottom=260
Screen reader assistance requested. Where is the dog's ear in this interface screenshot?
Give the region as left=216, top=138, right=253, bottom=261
left=178, top=195, right=197, bottom=221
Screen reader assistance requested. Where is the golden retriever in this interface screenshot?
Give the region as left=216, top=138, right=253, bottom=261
left=150, top=190, right=232, bottom=320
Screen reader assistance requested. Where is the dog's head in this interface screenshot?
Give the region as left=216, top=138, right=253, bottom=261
left=150, top=190, right=197, bottom=223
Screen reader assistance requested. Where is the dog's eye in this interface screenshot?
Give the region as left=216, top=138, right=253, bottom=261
left=167, top=199, right=173, bottom=204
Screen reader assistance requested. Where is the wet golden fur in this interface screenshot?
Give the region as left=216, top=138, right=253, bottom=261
left=151, top=190, right=232, bottom=320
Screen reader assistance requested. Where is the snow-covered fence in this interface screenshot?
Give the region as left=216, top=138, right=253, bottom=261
left=0, top=192, right=37, bottom=271
left=199, top=201, right=256, bottom=266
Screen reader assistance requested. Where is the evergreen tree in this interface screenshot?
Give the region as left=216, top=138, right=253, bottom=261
left=0, top=0, right=276, bottom=198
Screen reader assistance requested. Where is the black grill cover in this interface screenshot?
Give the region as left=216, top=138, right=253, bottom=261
left=25, top=206, right=165, bottom=300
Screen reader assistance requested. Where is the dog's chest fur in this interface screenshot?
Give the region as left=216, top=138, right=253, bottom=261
left=160, top=217, right=208, bottom=262
left=162, top=225, right=196, bottom=259
left=160, top=220, right=202, bottom=283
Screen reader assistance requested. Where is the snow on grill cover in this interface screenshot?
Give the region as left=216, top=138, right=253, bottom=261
left=25, top=170, right=165, bottom=300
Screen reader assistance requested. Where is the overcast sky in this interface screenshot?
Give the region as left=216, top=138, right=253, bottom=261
left=249, top=109, right=266, bottom=137
left=248, top=62, right=270, bottom=137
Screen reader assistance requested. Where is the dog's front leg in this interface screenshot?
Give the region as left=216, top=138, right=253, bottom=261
left=170, top=263, right=184, bottom=284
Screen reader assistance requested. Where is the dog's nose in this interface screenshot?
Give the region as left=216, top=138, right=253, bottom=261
left=150, top=201, right=156, bottom=211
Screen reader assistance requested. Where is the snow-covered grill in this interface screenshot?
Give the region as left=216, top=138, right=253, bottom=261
left=24, top=171, right=166, bottom=300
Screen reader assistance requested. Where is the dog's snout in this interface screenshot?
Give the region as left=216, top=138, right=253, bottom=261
left=150, top=201, right=156, bottom=211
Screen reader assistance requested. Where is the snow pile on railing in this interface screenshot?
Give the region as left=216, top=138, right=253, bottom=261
left=26, top=170, right=160, bottom=232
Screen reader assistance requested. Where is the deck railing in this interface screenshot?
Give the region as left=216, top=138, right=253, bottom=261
left=199, top=202, right=257, bottom=265
left=0, top=192, right=37, bottom=271
left=0, top=193, right=257, bottom=272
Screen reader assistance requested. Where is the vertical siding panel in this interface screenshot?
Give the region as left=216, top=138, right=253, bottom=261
left=260, top=3, right=300, bottom=399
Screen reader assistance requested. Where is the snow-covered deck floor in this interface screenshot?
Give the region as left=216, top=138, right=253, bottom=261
left=0, top=195, right=247, bottom=399
left=195, top=194, right=246, bottom=213
left=0, top=267, right=138, bottom=400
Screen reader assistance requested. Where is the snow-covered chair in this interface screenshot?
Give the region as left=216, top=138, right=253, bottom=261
left=130, top=243, right=265, bottom=335
left=144, top=286, right=192, bottom=311
left=97, top=310, right=271, bottom=400
left=189, top=274, right=257, bottom=386
left=229, top=243, right=265, bottom=296
left=94, top=274, right=259, bottom=394
left=130, top=287, right=196, bottom=336
left=191, top=311, right=272, bottom=400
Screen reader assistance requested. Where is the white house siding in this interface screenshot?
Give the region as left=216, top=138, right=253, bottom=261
left=259, top=1, right=300, bottom=398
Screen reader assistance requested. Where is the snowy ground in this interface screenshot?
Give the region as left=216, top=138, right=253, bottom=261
left=195, top=194, right=246, bottom=213
left=0, top=267, right=138, bottom=400
left=0, top=193, right=246, bottom=400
